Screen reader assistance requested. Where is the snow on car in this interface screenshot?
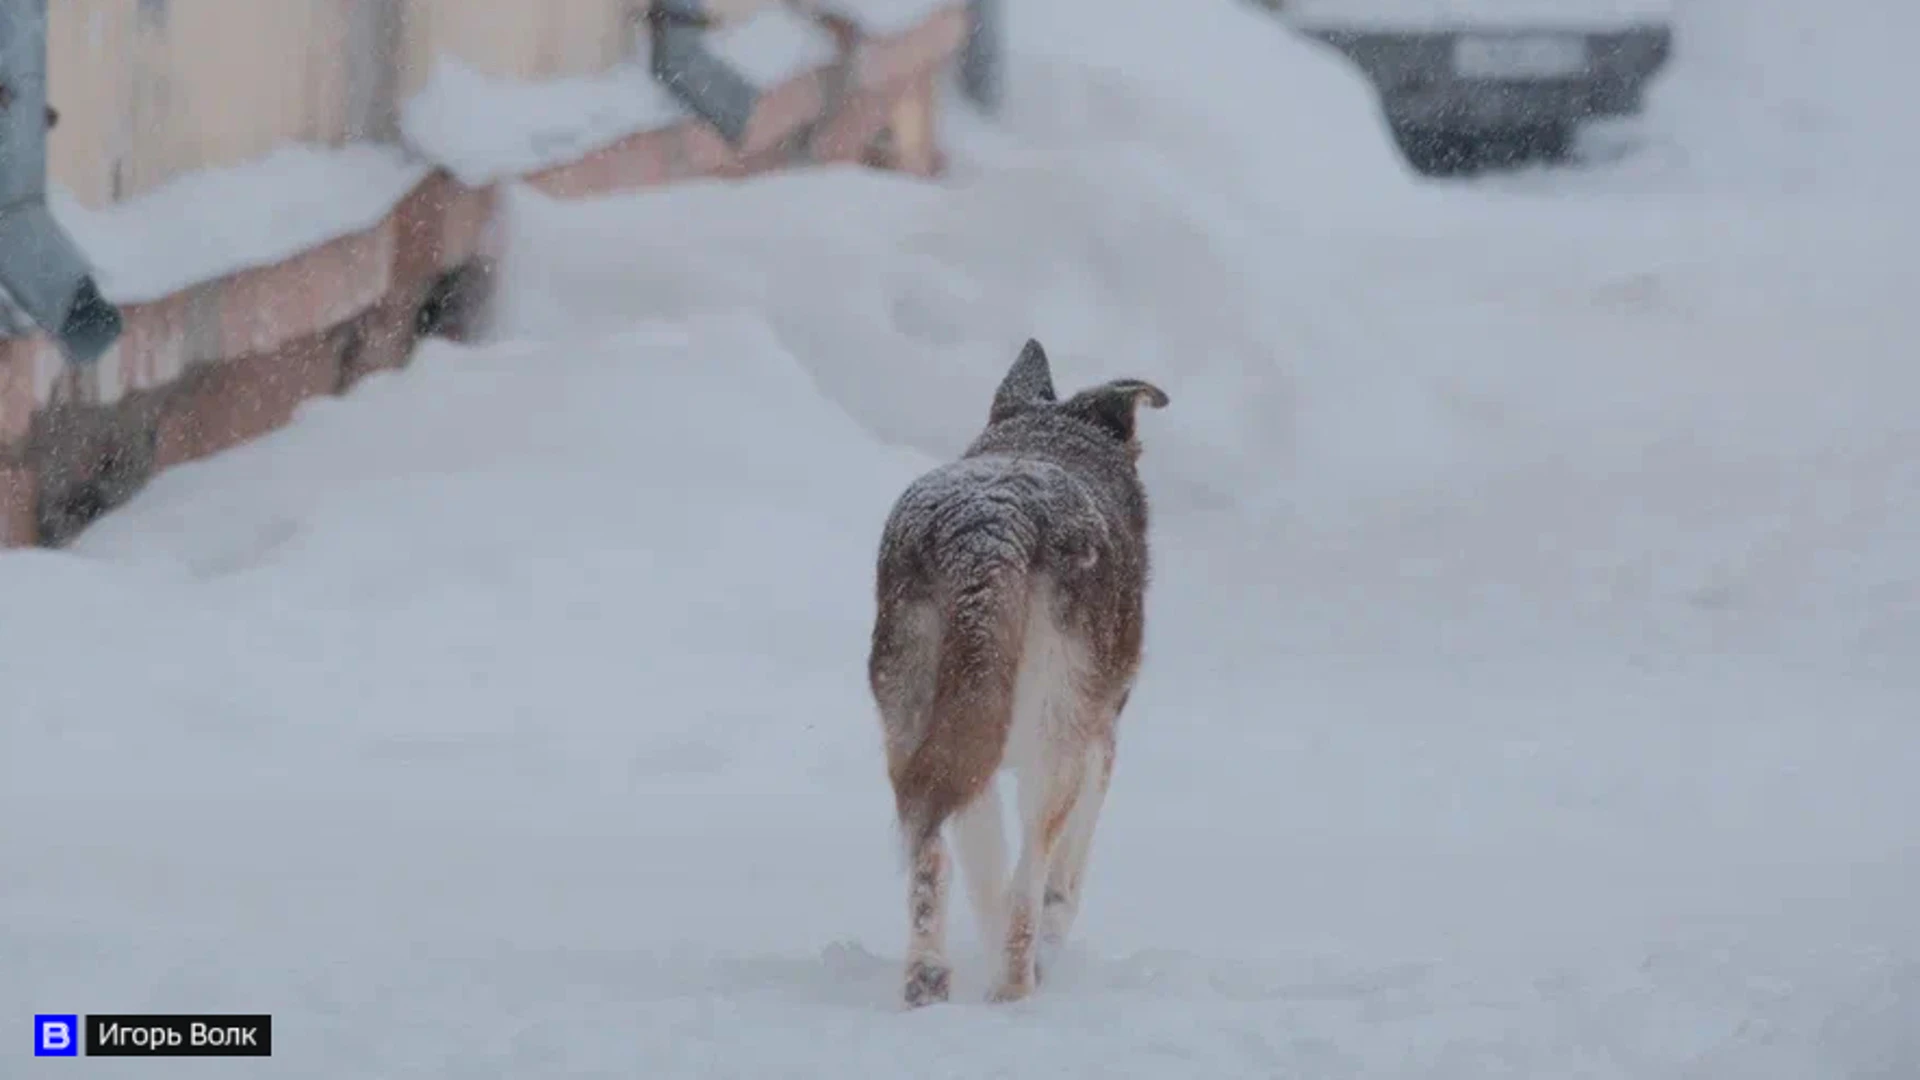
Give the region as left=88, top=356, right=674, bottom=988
left=1258, top=0, right=1674, bottom=172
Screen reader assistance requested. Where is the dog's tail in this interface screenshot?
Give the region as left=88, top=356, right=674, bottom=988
left=891, top=539, right=1033, bottom=857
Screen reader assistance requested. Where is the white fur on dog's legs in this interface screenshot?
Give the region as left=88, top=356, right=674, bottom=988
left=950, top=778, right=1009, bottom=944
left=1040, top=735, right=1115, bottom=976
left=991, top=753, right=1086, bottom=1002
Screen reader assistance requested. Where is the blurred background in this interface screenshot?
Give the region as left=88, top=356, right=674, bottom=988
left=27, top=0, right=1918, bottom=208
left=2, top=2, right=1914, bottom=1077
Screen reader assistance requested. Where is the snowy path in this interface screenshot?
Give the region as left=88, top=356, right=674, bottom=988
left=5, top=299, right=1914, bottom=1075
left=10, top=781, right=1912, bottom=1078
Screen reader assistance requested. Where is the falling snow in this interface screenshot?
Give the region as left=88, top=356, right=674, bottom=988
left=4, top=0, right=1917, bottom=1076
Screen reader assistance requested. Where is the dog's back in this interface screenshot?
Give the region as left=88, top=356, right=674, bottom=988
left=867, top=338, right=1167, bottom=1006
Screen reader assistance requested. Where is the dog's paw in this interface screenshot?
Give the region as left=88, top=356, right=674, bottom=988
left=904, top=961, right=951, bottom=1008
left=987, top=975, right=1034, bottom=1004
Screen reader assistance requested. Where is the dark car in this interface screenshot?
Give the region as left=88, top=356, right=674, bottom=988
left=1255, top=0, right=1673, bottom=173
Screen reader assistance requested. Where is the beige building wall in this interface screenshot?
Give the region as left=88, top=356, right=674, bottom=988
left=48, top=0, right=141, bottom=208
left=46, top=0, right=658, bottom=209
left=394, top=0, right=634, bottom=99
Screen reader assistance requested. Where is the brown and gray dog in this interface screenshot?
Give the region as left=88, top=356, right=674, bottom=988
left=867, top=338, right=1168, bottom=1007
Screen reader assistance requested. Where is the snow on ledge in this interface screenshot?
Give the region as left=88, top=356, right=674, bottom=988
left=401, top=59, right=681, bottom=189
left=813, top=0, right=956, bottom=36
left=52, top=144, right=430, bottom=308
left=709, top=3, right=839, bottom=85
left=402, top=7, right=838, bottom=188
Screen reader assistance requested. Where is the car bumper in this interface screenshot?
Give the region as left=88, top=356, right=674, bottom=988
left=1300, top=26, right=1672, bottom=132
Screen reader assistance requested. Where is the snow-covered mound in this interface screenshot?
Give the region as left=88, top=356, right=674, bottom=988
left=492, top=159, right=1919, bottom=659
left=984, top=0, right=1420, bottom=207
left=486, top=0, right=1436, bottom=518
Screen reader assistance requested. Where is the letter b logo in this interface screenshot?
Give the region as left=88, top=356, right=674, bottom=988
left=35, top=1015, right=79, bottom=1057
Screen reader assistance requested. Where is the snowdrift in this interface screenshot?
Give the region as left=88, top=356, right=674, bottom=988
left=981, top=0, right=1419, bottom=206
left=7, top=314, right=923, bottom=796
left=489, top=146, right=1916, bottom=666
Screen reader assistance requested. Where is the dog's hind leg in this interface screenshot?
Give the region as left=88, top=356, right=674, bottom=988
left=990, top=742, right=1089, bottom=1003
left=903, top=832, right=953, bottom=1007
left=950, top=776, right=1010, bottom=946
left=1039, top=727, right=1117, bottom=979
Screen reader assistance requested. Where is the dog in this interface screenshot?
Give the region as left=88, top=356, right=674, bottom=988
left=867, top=338, right=1168, bottom=1006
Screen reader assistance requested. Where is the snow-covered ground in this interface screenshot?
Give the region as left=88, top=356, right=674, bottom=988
left=5, top=1, right=1917, bottom=1076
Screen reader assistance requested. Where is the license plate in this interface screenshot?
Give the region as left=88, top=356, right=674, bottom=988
left=1451, top=34, right=1587, bottom=79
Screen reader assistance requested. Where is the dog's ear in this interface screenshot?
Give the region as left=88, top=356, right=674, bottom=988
left=989, top=338, right=1058, bottom=423
left=1062, top=378, right=1170, bottom=444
